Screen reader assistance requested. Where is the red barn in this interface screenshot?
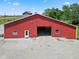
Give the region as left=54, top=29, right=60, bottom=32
left=4, top=14, right=77, bottom=39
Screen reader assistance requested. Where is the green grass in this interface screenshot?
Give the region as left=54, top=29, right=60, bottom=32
left=77, top=27, right=79, bottom=39
left=64, top=20, right=72, bottom=24
left=0, top=16, right=21, bottom=24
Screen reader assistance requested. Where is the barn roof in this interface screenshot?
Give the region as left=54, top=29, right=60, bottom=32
left=4, top=14, right=77, bottom=28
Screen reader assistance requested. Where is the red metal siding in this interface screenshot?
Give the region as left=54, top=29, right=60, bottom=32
left=4, top=14, right=76, bottom=39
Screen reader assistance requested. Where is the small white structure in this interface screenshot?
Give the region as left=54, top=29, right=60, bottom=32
left=0, top=24, right=4, bottom=38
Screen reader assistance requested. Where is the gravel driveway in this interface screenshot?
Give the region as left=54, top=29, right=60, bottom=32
left=0, top=36, right=79, bottom=59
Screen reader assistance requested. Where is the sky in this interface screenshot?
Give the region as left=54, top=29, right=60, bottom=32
left=0, top=0, right=79, bottom=15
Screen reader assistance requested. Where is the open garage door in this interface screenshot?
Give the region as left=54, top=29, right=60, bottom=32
left=37, top=27, right=51, bottom=36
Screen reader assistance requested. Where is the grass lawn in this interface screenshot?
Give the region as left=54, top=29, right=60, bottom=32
left=77, top=27, right=79, bottom=39
left=0, top=16, right=21, bottom=24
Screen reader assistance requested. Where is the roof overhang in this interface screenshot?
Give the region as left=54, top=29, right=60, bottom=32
left=4, top=14, right=77, bottom=28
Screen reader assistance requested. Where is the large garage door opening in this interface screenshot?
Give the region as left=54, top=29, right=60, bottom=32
left=37, top=27, right=51, bottom=36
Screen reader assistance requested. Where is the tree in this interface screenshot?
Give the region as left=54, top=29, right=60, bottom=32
left=70, top=3, right=79, bottom=25
left=43, top=8, right=63, bottom=20
left=43, top=3, right=79, bottom=26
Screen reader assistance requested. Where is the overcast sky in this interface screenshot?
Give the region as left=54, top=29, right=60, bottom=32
left=0, top=0, right=79, bottom=15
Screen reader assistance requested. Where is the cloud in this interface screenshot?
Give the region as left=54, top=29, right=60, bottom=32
left=8, top=2, right=11, bottom=4
left=32, top=7, right=36, bottom=10
left=63, top=2, right=70, bottom=5
left=11, top=8, right=16, bottom=11
left=13, top=2, right=19, bottom=6
left=4, top=0, right=7, bottom=2
left=43, top=0, right=49, bottom=3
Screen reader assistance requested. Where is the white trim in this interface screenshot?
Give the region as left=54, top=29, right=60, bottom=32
left=24, top=30, right=29, bottom=38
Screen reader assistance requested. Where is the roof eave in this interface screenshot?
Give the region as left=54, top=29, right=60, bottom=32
left=4, top=13, right=77, bottom=28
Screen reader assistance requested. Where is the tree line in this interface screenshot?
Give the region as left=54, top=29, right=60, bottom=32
left=43, top=3, right=79, bottom=26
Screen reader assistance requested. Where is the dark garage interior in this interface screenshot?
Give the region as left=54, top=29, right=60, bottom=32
left=37, top=27, right=51, bottom=36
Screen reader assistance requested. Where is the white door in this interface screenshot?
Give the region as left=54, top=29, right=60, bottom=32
left=24, top=30, right=29, bottom=38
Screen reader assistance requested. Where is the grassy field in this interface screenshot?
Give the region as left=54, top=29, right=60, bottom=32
left=77, top=27, right=79, bottom=39
left=0, top=16, right=21, bottom=24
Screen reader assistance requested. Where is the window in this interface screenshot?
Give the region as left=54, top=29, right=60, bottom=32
left=12, top=31, right=18, bottom=35
left=25, top=31, right=28, bottom=35
left=56, top=29, right=60, bottom=33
